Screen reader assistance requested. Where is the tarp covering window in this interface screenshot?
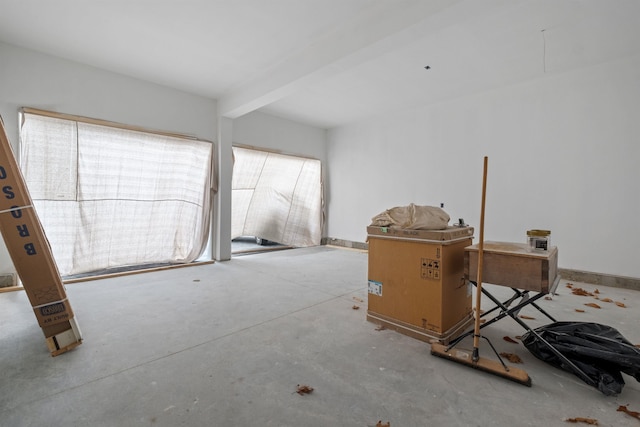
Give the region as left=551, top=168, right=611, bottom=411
left=19, top=111, right=213, bottom=276
left=231, top=146, right=323, bottom=247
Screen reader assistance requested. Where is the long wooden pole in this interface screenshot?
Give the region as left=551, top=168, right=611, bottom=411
left=472, top=156, right=488, bottom=362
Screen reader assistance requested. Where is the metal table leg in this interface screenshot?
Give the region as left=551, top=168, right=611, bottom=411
left=446, top=281, right=595, bottom=387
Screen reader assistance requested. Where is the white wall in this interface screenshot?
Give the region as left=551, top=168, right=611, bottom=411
left=4, top=39, right=637, bottom=279
left=0, top=42, right=217, bottom=274
left=326, top=53, right=640, bottom=279
left=233, top=111, right=326, bottom=162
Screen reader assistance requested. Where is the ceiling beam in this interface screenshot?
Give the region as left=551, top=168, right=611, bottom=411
left=217, top=0, right=471, bottom=119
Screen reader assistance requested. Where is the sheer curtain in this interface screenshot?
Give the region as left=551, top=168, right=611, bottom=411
left=231, top=146, right=323, bottom=247
left=20, top=111, right=213, bottom=276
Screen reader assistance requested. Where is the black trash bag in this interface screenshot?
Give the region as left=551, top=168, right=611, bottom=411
left=521, top=322, right=640, bottom=396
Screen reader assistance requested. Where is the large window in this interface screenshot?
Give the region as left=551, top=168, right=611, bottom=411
left=19, top=109, right=213, bottom=276
left=232, top=146, right=323, bottom=247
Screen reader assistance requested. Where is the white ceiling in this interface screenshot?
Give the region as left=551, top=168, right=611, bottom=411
left=1, top=0, right=639, bottom=129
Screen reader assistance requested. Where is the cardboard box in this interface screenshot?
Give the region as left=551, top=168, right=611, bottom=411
left=0, top=116, right=82, bottom=356
left=367, top=228, right=474, bottom=343
left=465, top=241, right=559, bottom=293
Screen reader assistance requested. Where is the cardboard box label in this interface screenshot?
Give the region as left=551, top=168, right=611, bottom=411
left=368, top=280, right=382, bottom=296
left=421, top=258, right=440, bottom=280
left=34, top=300, right=73, bottom=326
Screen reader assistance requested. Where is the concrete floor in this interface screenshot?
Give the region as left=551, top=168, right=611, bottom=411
left=1, top=246, right=639, bottom=427
left=231, top=236, right=289, bottom=255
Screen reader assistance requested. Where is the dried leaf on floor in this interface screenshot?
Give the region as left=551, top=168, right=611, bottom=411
left=352, top=297, right=364, bottom=303
left=479, top=319, right=487, bottom=324
left=594, top=289, right=600, bottom=294
left=600, top=298, right=613, bottom=303
left=564, top=417, right=599, bottom=425
left=584, top=303, right=601, bottom=309
left=615, top=301, right=626, bottom=308
left=544, top=296, right=553, bottom=300
left=296, top=384, right=314, bottom=395
left=352, top=305, right=360, bottom=310
left=519, top=315, right=536, bottom=320
left=503, top=336, right=518, bottom=343
left=515, top=336, right=522, bottom=340
left=499, top=352, right=523, bottom=363
left=617, top=405, right=640, bottom=420
left=375, top=421, right=391, bottom=427
left=566, top=283, right=574, bottom=288
left=575, top=309, right=585, bottom=313
left=572, top=288, right=594, bottom=297
left=375, top=325, right=386, bottom=331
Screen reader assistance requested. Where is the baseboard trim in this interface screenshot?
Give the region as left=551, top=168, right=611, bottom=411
left=322, top=237, right=368, bottom=250
left=559, top=268, right=640, bottom=291
left=321, top=238, right=640, bottom=291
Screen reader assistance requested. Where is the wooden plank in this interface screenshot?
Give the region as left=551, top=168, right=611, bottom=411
left=0, top=285, right=24, bottom=293
left=431, top=342, right=532, bottom=386
left=63, top=260, right=215, bottom=284
left=22, top=107, right=202, bottom=141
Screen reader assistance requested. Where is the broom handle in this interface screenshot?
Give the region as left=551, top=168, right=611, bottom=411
left=472, top=156, right=488, bottom=362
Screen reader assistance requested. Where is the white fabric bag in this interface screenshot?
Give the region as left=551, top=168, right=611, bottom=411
left=370, top=203, right=449, bottom=230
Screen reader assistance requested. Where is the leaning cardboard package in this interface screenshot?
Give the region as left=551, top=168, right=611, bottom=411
left=0, top=116, right=82, bottom=356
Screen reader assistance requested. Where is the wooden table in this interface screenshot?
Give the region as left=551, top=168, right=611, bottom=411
left=465, top=241, right=559, bottom=293
left=447, top=242, right=594, bottom=386
left=459, top=241, right=559, bottom=335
